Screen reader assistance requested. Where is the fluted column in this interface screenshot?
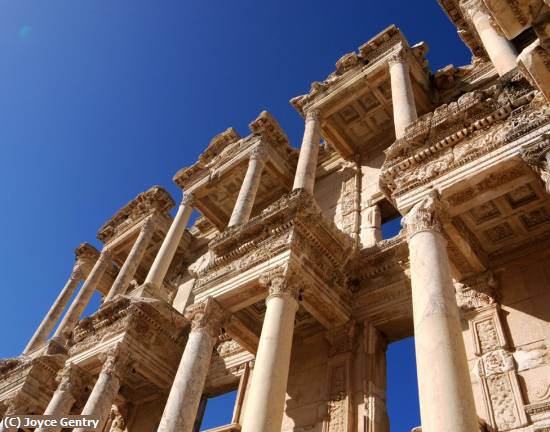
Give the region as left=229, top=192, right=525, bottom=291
left=241, top=269, right=299, bottom=432
left=144, top=193, right=193, bottom=290
left=389, top=49, right=418, bottom=139
left=293, top=110, right=321, bottom=194
left=228, top=144, right=268, bottom=227
left=402, top=191, right=478, bottom=432
left=23, top=265, right=86, bottom=355
left=105, top=217, right=156, bottom=302
left=53, top=249, right=112, bottom=343
left=74, top=345, right=129, bottom=432
left=462, top=0, right=517, bottom=76
left=36, top=364, right=86, bottom=432
left=157, top=297, right=227, bottom=432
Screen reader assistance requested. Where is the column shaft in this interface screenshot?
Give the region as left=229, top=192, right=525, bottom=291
left=23, top=268, right=83, bottom=354
left=106, top=218, right=155, bottom=302
left=389, top=54, right=418, bottom=139
left=293, top=111, right=320, bottom=194
left=157, top=329, right=216, bottom=432
left=404, top=192, right=478, bottom=432
left=228, top=145, right=267, bottom=227
left=157, top=298, right=224, bottom=432
left=472, top=10, right=517, bottom=76
left=74, top=347, right=128, bottom=432
left=53, top=251, right=111, bottom=342
left=145, top=194, right=193, bottom=288
left=241, top=290, right=298, bottom=432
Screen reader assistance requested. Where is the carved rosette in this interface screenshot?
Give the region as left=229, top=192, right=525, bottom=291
left=185, top=297, right=229, bottom=339
left=401, top=190, right=446, bottom=240
left=259, top=267, right=300, bottom=306
left=520, top=135, right=550, bottom=194
left=99, top=344, right=131, bottom=381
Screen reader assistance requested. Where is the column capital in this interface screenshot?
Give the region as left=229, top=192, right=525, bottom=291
left=56, top=363, right=88, bottom=398
left=402, top=190, right=448, bottom=240
left=185, top=297, right=230, bottom=338
left=99, top=344, right=131, bottom=381
left=260, top=267, right=300, bottom=304
left=387, top=47, right=409, bottom=67
left=181, top=192, right=195, bottom=207
left=250, top=142, right=269, bottom=162
left=304, top=109, right=320, bottom=122
left=141, top=215, right=157, bottom=234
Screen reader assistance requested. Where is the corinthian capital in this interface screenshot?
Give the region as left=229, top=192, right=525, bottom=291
left=250, top=142, right=269, bottom=162
left=260, top=267, right=300, bottom=302
left=387, top=47, right=409, bottom=66
left=181, top=191, right=195, bottom=206
left=56, top=363, right=87, bottom=397
left=402, top=190, right=447, bottom=240
left=305, top=110, right=319, bottom=123
left=185, top=297, right=229, bottom=338
left=99, top=344, right=131, bottom=380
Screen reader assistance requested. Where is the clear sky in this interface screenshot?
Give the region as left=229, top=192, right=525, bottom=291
left=0, top=1, right=471, bottom=430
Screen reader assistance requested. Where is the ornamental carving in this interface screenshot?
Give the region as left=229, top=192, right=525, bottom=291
left=456, top=272, right=497, bottom=312
left=520, top=134, right=550, bottom=193
left=56, top=363, right=87, bottom=397
left=401, top=190, right=446, bottom=239
left=185, top=297, right=230, bottom=338
left=259, top=266, right=300, bottom=301
left=100, top=344, right=131, bottom=380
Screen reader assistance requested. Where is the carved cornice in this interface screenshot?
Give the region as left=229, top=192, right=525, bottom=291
left=248, top=111, right=291, bottom=150
left=185, top=297, right=230, bottom=339
left=97, top=186, right=174, bottom=243
left=438, top=0, right=486, bottom=57
left=75, top=243, right=100, bottom=264
left=402, top=190, right=447, bottom=240
left=380, top=75, right=543, bottom=198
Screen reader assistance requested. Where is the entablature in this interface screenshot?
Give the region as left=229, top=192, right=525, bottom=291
left=173, top=111, right=298, bottom=231
left=291, top=25, right=433, bottom=159
left=191, top=190, right=355, bottom=330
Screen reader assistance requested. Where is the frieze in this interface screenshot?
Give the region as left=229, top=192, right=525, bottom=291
left=455, top=271, right=498, bottom=312
left=380, top=75, right=543, bottom=198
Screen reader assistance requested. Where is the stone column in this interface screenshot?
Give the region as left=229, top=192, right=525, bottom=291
left=157, top=297, right=227, bottom=432
left=53, top=249, right=112, bottom=342
left=402, top=190, right=478, bottom=432
left=463, top=0, right=517, bottom=76
left=228, top=144, right=268, bottom=227
left=144, top=193, right=193, bottom=290
left=105, top=217, right=156, bottom=302
left=520, top=134, right=550, bottom=194
left=36, top=364, right=85, bottom=432
left=23, top=265, right=86, bottom=355
left=74, top=345, right=129, bottom=432
left=360, top=204, right=382, bottom=248
left=293, top=110, right=321, bottom=194
left=389, top=49, right=418, bottom=139
left=241, top=269, right=299, bottom=432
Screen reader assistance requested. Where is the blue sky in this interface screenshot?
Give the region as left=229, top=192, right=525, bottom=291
left=0, top=1, right=471, bottom=430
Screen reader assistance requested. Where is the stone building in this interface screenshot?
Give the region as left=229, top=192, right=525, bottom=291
left=1, top=1, right=549, bottom=431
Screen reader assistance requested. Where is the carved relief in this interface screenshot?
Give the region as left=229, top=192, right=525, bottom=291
left=401, top=190, right=446, bottom=239
left=185, top=297, right=230, bottom=338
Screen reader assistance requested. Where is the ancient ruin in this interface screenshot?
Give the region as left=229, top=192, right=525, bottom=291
left=2, top=1, right=550, bottom=431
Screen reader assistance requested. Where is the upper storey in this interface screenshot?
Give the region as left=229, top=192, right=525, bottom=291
left=291, top=25, right=433, bottom=159
left=173, top=111, right=298, bottom=231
